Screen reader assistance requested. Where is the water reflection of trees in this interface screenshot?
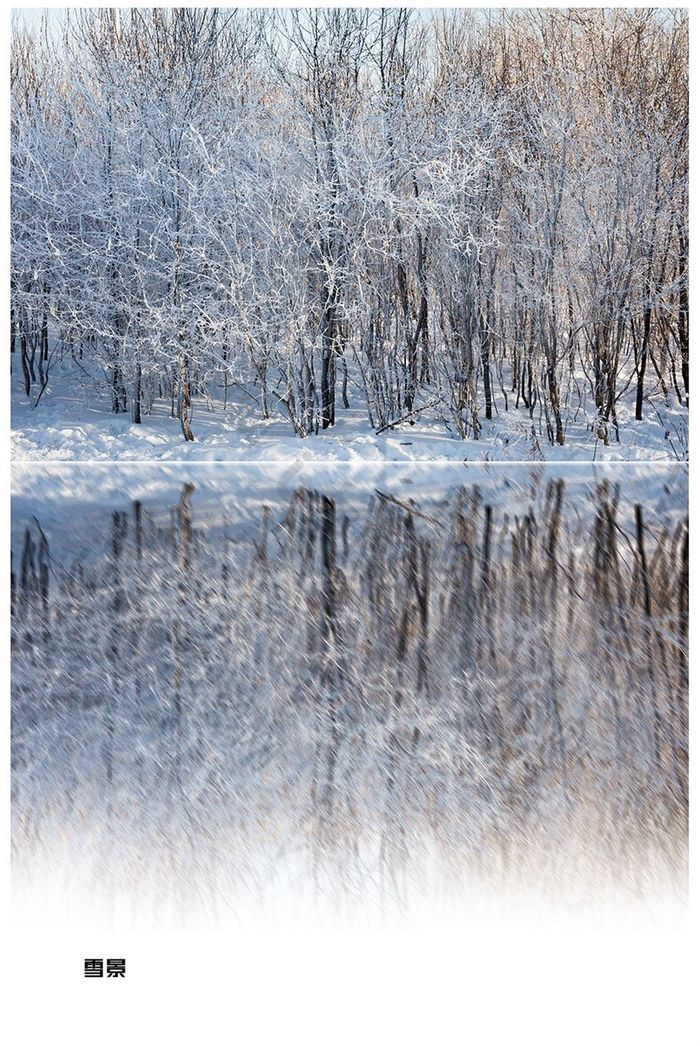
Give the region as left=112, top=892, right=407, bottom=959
left=12, top=481, right=688, bottom=912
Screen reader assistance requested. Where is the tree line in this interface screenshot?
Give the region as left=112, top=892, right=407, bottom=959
left=11, top=8, right=688, bottom=446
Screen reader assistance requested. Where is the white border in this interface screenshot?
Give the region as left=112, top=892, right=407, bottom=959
left=3, top=5, right=695, bottom=1045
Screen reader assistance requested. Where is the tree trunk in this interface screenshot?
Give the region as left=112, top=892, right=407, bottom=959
left=180, top=352, right=194, bottom=441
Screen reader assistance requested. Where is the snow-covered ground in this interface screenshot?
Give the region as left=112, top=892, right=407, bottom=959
left=11, top=358, right=689, bottom=462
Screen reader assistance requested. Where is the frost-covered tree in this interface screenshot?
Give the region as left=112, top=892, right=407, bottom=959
left=11, top=8, right=688, bottom=449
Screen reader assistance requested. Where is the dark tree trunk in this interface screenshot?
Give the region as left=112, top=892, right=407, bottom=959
left=635, top=306, right=652, bottom=421
left=133, top=363, right=142, bottom=424
left=320, top=292, right=336, bottom=430
left=678, top=229, right=689, bottom=403
left=480, top=314, right=493, bottom=421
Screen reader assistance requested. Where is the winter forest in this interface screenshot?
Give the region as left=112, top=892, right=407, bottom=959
left=7, top=10, right=693, bottom=1041
left=11, top=7, right=689, bottom=460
